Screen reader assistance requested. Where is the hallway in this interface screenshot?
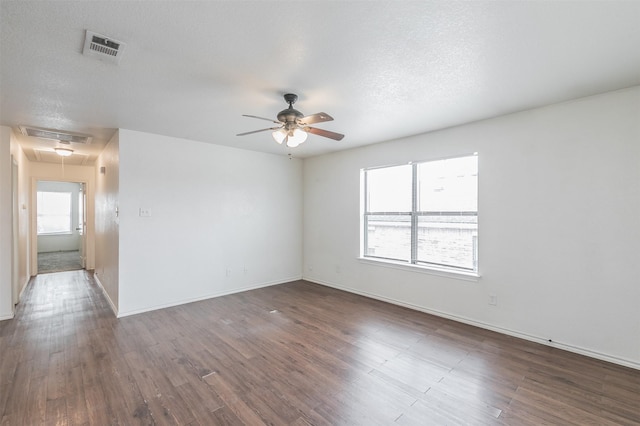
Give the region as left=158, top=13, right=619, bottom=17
left=0, top=271, right=117, bottom=424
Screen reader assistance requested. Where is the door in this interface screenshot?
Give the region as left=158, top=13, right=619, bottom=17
left=11, top=157, right=19, bottom=306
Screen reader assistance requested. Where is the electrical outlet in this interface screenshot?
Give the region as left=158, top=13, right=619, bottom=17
left=225, top=268, right=232, bottom=277
left=139, top=208, right=151, bottom=217
left=488, top=295, right=498, bottom=306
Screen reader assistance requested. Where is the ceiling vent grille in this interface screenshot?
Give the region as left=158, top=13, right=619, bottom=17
left=19, top=126, right=93, bottom=144
left=82, top=30, right=126, bottom=64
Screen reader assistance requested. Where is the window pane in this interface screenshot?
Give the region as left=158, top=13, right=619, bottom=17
left=417, top=215, right=477, bottom=270
left=365, top=215, right=411, bottom=261
left=37, top=191, right=72, bottom=234
left=418, top=156, right=477, bottom=212
left=362, top=155, right=479, bottom=273
left=366, top=165, right=412, bottom=212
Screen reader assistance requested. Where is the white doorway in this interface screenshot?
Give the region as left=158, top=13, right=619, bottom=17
left=36, top=180, right=86, bottom=274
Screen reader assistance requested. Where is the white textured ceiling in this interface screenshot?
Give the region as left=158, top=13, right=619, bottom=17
left=1, top=1, right=640, bottom=163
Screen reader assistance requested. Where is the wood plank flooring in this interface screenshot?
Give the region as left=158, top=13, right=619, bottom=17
left=1, top=270, right=639, bottom=425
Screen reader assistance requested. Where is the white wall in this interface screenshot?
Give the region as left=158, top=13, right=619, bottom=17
left=116, top=129, right=303, bottom=316
left=36, top=180, right=82, bottom=253
left=94, top=131, right=120, bottom=313
left=0, top=126, right=29, bottom=319
left=303, top=86, right=640, bottom=368
left=0, top=127, right=13, bottom=320
left=29, top=162, right=96, bottom=275
left=12, top=131, right=31, bottom=303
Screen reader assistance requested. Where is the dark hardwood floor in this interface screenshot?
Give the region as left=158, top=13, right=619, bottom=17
left=1, top=271, right=638, bottom=425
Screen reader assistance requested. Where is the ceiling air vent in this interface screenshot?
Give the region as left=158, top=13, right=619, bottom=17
left=19, top=126, right=93, bottom=144
left=82, top=30, right=126, bottom=64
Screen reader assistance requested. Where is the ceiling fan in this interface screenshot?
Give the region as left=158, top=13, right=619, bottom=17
left=237, top=93, right=344, bottom=148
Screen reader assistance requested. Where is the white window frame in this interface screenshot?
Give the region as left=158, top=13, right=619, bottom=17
left=360, top=154, right=479, bottom=278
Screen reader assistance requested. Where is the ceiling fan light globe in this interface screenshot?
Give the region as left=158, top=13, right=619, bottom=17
left=272, top=129, right=287, bottom=144
left=54, top=147, right=74, bottom=157
left=287, top=128, right=307, bottom=147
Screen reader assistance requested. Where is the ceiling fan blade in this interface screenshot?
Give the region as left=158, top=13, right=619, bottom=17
left=237, top=127, right=281, bottom=136
left=304, top=126, right=345, bottom=141
left=242, top=114, right=282, bottom=124
left=298, top=112, right=333, bottom=125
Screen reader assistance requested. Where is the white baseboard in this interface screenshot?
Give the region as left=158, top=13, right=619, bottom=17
left=0, top=313, right=14, bottom=321
left=117, top=275, right=303, bottom=318
left=93, top=273, right=119, bottom=317
left=305, top=276, right=640, bottom=371
left=1, top=277, right=31, bottom=321
left=18, top=277, right=30, bottom=301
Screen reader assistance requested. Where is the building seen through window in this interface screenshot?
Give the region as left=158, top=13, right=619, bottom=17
left=363, top=154, right=478, bottom=273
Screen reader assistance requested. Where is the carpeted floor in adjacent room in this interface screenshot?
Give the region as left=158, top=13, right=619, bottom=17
left=37, top=250, right=82, bottom=274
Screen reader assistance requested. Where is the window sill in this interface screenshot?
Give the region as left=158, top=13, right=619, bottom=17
left=357, top=257, right=480, bottom=282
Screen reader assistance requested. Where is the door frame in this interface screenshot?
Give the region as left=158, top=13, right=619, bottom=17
left=30, top=177, right=90, bottom=276
left=11, top=156, right=19, bottom=307
left=79, top=182, right=87, bottom=268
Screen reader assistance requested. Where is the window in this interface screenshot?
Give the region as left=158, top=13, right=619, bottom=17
left=362, top=154, right=478, bottom=274
left=37, top=191, right=72, bottom=235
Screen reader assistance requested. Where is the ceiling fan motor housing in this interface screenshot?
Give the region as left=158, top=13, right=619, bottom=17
left=277, top=108, right=303, bottom=125
left=278, top=93, right=303, bottom=125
